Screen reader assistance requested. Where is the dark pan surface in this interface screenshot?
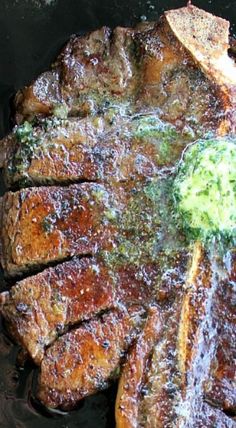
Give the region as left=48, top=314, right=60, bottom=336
left=0, top=1, right=236, bottom=427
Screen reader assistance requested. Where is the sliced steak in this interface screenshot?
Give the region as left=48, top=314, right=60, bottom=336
left=37, top=306, right=145, bottom=409
left=115, top=306, right=162, bottom=428
left=0, top=255, right=158, bottom=365
left=199, top=257, right=236, bottom=413
left=0, top=5, right=235, bottom=421
left=0, top=257, right=116, bottom=364
left=0, top=115, right=192, bottom=189
left=1, top=175, right=187, bottom=277
left=177, top=250, right=236, bottom=419
left=1, top=183, right=124, bottom=276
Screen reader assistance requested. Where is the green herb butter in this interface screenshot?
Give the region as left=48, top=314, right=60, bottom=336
left=174, top=138, right=236, bottom=240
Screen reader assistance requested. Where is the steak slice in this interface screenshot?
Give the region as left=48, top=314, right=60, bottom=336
left=37, top=306, right=145, bottom=410
left=0, top=257, right=116, bottom=364
left=115, top=246, right=236, bottom=427
left=177, top=250, right=236, bottom=418
left=13, top=7, right=235, bottom=135
left=33, top=251, right=188, bottom=411
left=115, top=306, right=162, bottom=428
left=0, top=115, right=191, bottom=189
left=0, top=255, right=157, bottom=365
left=1, top=183, right=124, bottom=276
left=1, top=175, right=186, bottom=277
left=115, top=249, right=190, bottom=427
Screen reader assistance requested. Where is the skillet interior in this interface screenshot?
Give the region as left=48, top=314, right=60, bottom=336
left=0, top=0, right=235, bottom=427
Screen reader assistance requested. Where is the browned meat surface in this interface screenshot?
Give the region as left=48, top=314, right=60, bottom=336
left=2, top=116, right=109, bottom=186
left=115, top=306, right=162, bottom=428
left=1, top=5, right=235, bottom=190
left=115, top=248, right=190, bottom=427
left=0, top=182, right=124, bottom=276
left=1, top=175, right=186, bottom=276
left=0, top=257, right=116, bottom=364
left=0, top=5, right=235, bottom=424
left=37, top=307, right=144, bottom=409
left=0, top=256, right=158, bottom=365
left=0, top=251, right=185, bottom=368
left=115, top=246, right=236, bottom=427
left=12, top=6, right=235, bottom=135
left=0, top=115, right=192, bottom=189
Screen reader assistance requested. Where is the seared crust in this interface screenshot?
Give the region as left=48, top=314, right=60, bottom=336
left=14, top=70, right=62, bottom=124
left=0, top=6, right=235, bottom=420
left=14, top=26, right=137, bottom=122
left=1, top=183, right=123, bottom=276
left=1, top=5, right=235, bottom=186
left=0, top=257, right=116, bottom=364
left=0, top=257, right=162, bottom=365
left=200, top=254, right=236, bottom=412
left=37, top=307, right=144, bottom=409
left=13, top=9, right=234, bottom=135
left=115, top=306, right=162, bottom=428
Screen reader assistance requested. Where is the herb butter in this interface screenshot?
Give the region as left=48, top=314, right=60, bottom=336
left=174, top=138, right=236, bottom=240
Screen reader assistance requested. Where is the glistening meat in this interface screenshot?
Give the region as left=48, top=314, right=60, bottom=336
left=0, top=5, right=236, bottom=427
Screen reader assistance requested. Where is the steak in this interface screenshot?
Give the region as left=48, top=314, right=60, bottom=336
left=12, top=7, right=234, bottom=133
left=116, top=246, right=236, bottom=427
left=37, top=306, right=145, bottom=410
left=35, top=248, right=189, bottom=411
left=1, top=175, right=186, bottom=276
left=0, top=257, right=116, bottom=364
left=1, top=4, right=235, bottom=188
left=0, top=182, right=124, bottom=276
left=0, top=4, right=235, bottom=424
left=0, top=115, right=192, bottom=189
left=165, top=6, right=236, bottom=134
left=115, top=305, right=163, bottom=428
left=0, top=255, right=158, bottom=365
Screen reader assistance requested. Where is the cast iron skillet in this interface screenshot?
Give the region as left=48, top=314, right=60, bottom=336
left=0, top=1, right=235, bottom=427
